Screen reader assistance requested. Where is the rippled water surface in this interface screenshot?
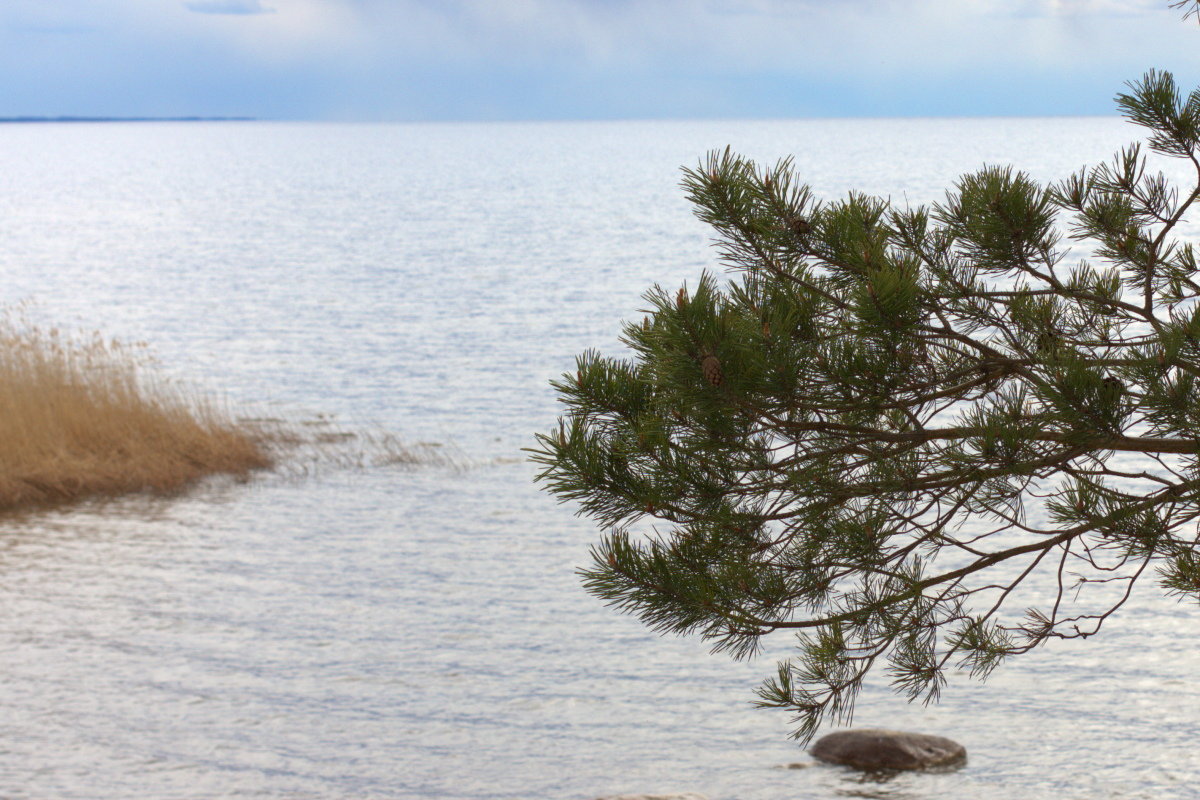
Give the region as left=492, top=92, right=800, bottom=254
left=1, top=117, right=1198, bottom=799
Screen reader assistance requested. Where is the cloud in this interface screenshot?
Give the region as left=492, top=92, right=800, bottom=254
left=184, top=0, right=274, bottom=14
left=996, top=0, right=1161, bottom=17
left=702, top=0, right=1162, bottom=19
left=8, top=23, right=96, bottom=34
left=1, top=0, right=1197, bottom=120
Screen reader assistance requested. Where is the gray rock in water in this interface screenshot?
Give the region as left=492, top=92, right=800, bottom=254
left=592, top=795, right=709, bottom=800
left=810, top=728, right=966, bottom=771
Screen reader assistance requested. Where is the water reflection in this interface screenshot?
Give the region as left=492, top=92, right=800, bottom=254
left=0, top=118, right=1198, bottom=799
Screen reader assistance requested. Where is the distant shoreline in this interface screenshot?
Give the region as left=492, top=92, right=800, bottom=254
left=0, top=116, right=256, bottom=123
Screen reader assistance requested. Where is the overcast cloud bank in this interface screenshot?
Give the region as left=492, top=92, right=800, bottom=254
left=0, top=0, right=1197, bottom=120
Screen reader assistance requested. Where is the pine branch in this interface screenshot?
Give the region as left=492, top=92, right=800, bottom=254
left=533, top=50, right=1200, bottom=744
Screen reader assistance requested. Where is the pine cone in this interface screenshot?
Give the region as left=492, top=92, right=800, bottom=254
left=702, top=355, right=724, bottom=386
left=979, top=357, right=1006, bottom=383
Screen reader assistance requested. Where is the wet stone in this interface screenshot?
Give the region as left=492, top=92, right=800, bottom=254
left=810, top=728, right=966, bottom=772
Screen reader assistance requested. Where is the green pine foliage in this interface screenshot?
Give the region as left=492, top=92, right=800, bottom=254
left=531, top=46, right=1200, bottom=746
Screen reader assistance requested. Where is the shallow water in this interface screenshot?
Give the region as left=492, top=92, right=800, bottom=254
left=0, top=117, right=1198, bottom=799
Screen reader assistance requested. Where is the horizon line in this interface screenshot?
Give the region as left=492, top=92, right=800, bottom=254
left=0, top=115, right=257, bottom=123
left=0, top=112, right=1128, bottom=126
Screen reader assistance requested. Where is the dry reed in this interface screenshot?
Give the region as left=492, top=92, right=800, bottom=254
left=0, top=319, right=273, bottom=512
left=252, top=414, right=466, bottom=475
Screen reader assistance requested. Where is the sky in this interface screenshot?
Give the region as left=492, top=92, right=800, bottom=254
left=1, top=0, right=1199, bottom=121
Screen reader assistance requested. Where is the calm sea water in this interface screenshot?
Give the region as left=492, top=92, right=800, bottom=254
left=0, top=117, right=1198, bottom=800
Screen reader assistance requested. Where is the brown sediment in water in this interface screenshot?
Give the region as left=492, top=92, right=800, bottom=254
left=0, top=318, right=277, bottom=512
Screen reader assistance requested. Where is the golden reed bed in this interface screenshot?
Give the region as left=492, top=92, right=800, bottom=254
left=0, top=310, right=461, bottom=513
left=0, top=316, right=273, bottom=510
left=0, top=319, right=273, bottom=512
